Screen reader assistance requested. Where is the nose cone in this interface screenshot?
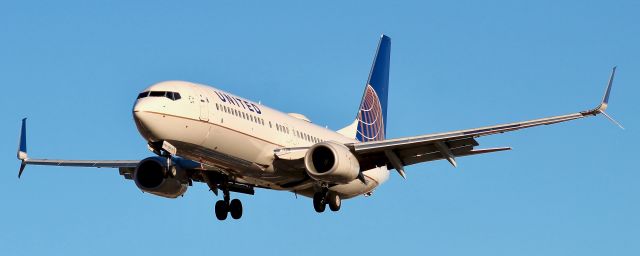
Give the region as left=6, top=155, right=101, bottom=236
left=133, top=100, right=157, bottom=141
left=133, top=96, right=170, bottom=142
left=132, top=98, right=158, bottom=125
left=133, top=99, right=149, bottom=113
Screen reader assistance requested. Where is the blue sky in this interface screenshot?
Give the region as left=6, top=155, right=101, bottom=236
left=1, top=0, right=638, bottom=255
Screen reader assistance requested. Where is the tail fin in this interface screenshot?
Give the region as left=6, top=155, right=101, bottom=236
left=338, top=35, right=391, bottom=142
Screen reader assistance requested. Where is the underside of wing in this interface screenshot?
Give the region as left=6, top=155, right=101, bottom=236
left=353, top=137, right=510, bottom=171
left=22, top=159, right=139, bottom=168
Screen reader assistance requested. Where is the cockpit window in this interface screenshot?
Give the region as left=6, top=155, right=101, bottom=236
left=137, top=92, right=149, bottom=99
left=139, top=91, right=182, bottom=101
left=149, top=91, right=166, bottom=97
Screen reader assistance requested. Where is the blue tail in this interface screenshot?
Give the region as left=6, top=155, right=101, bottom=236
left=355, top=35, right=390, bottom=142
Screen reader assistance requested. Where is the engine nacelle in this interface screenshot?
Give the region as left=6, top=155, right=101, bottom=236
left=133, top=157, right=188, bottom=198
left=304, top=141, right=360, bottom=184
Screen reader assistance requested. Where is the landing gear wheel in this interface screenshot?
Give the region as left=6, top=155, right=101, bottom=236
left=215, top=200, right=228, bottom=220
left=229, top=199, right=243, bottom=219
left=328, top=193, right=341, bottom=212
left=313, top=192, right=326, bottom=213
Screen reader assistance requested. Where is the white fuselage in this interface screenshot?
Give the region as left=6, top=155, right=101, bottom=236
left=132, top=81, right=389, bottom=199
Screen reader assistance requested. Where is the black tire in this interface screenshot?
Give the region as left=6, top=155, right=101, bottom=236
left=328, top=193, right=341, bottom=212
left=215, top=200, right=228, bottom=220
left=229, top=199, right=243, bottom=219
left=313, top=192, right=326, bottom=213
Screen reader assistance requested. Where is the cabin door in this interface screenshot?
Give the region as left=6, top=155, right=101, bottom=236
left=197, top=90, right=209, bottom=122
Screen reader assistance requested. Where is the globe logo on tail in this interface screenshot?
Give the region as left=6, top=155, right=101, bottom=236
left=356, top=84, right=385, bottom=142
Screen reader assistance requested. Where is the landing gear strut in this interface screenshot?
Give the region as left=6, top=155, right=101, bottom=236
left=202, top=172, right=253, bottom=221
left=313, top=189, right=341, bottom=213
left=213, top=182, right=243, bottom=220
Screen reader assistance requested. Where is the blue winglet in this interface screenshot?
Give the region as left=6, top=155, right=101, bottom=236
left=599, top=66, right=616, bottom=111
left=17, top=118, right=28, bottom=178
left=18, top=118, right=27, bottom=160
left=590, top=66, right=623, bottom=129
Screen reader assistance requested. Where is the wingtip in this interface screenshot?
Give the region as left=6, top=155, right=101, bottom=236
left=590, top=66, right=617, bottom=114
left=17, top=118, right=27, bottom=160
left=18, top=162, right=26, bottom=179
left=601, top=66, right=617, bottom=107
left=586, top=67, right=624, bottom=129
left=17, top=118, right=28, bottom=178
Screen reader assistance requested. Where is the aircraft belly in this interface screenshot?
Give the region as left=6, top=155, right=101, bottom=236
left=169, top=123, right=309, bottom=190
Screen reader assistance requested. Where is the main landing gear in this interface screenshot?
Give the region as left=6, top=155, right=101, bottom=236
left=202, top=172, right=252, bottom=221
left=214, top=187, right=243, bottom=220
left=313, top=189, right=341, bottom=213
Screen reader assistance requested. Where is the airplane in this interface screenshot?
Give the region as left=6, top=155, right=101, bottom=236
left=16, top=35, right=621, bottom=220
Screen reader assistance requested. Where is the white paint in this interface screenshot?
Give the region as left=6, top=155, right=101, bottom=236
left=133, top=81, right=389, bottom=199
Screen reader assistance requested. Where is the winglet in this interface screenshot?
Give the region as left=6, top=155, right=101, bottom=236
left=597, top=66, right=616, bottom=112
left=17, top=118, right=28, bottom=178
left=583, top=66, right=623, bottom=129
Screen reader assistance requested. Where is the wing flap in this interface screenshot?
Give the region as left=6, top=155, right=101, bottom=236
left=402, top=147, right=511, bottom=166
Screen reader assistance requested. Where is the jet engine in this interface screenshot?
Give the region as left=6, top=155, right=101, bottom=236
left=304, top=141, right=360, bottom=184
left=133, top=157, right=188, bottom=198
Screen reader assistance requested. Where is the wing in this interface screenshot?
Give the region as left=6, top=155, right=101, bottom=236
left=348, top=67, right=620, bottom=178
left=16, top=118, right=139, bottom=178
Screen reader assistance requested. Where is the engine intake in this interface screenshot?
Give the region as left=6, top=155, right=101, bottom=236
left=134, top=157, right=188, bottom=198
left=304, top=141, right=360, bottom=184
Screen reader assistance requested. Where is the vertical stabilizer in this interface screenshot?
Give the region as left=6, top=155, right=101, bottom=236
left=338, top=35, right=391, bottom=142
